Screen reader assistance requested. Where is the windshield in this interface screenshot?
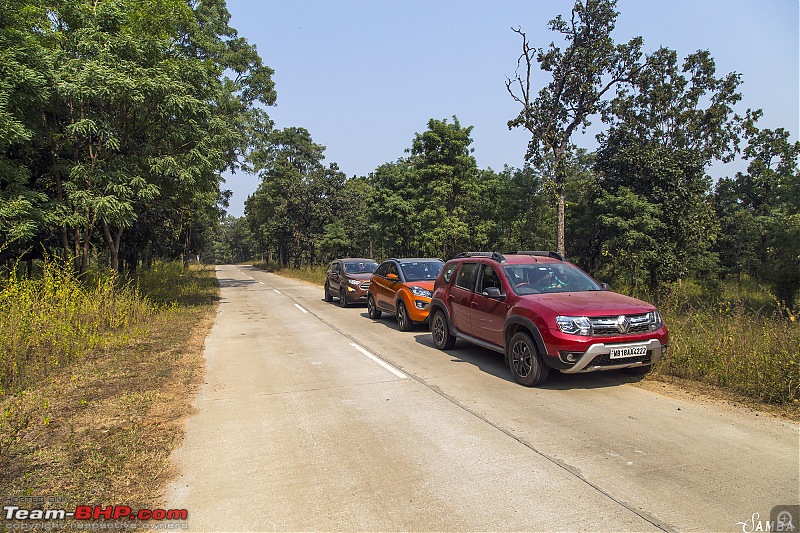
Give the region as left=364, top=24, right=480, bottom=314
left=343, top=261, right=377, bottom=274
left=502, top=263, right=602, bottom=295
left=399, top=261, right=443, bottom=282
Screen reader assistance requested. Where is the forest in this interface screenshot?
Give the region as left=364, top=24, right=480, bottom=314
left=2, top=0, right=797, bottom=308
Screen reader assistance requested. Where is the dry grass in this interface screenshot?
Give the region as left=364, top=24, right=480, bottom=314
left=0, top=263, right=217, bottom=514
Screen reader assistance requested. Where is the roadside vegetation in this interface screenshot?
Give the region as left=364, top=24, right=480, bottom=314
left=0, top=260, right=217, bottom=511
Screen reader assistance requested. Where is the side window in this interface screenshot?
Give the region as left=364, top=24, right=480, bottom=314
left=454, top=263, right=479, bottom=291
left=477, top=264, right=502, bottom=293
left=375, top=263, right=389, bottom=277
left=387, top=263, right=399, bottom=278
left=442, top=263, right=457, bottom=283
left=332, top=262, right=341, bottom=274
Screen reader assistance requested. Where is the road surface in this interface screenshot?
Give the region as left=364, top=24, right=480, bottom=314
left=166, top=265, right=799, bottom=531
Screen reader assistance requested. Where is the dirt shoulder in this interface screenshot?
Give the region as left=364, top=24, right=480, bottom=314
left=636, top=374, right=800, bottom=422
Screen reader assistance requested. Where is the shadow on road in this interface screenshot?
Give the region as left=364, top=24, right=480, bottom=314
left=412, top=332, right=643, bottom=390
left=218, top=277, right=259, bottom=289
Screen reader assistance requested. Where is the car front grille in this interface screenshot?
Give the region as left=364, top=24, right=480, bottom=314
left=589, top=314, right=655, bottom=336
left=360, top=282, right=370, bottom=290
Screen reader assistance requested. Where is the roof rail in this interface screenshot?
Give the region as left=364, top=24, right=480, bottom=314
left=457, top=252, right=506, bottom=263
left=506, top=250, right=565, bottom=262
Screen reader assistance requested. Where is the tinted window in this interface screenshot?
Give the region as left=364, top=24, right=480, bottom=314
left=399, top=260, right=443, bottom=282
left=502, top=263, right=602, bottom=295
left=454, top=263, right=479, bottom=291
left=441, top=263, right=457, bottom=283
left=375, top=262, right=390, bottom=277
left=343, top=261, right=377, bottom=274
left=477, top=264, right=502, bottom=293
left=387, top=262, right=399, bottom=278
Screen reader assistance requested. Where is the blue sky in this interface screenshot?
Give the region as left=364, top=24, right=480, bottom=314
left=223, top=0, right=799, bottom=217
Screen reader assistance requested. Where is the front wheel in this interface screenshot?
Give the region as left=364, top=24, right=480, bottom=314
left=396, top=300, right=412, bottom=331
left=324, top=282, right=333, bottom=302
left=339, top=288, right=348, bottom=307
left=367, top=294, right=382, bottom=319
left=430, top=310, right=455, bottom=350
left=507, top=332, right=550, bottom=386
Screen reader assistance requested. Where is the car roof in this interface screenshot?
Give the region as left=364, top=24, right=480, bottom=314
left=389, top=258, right=444, bottom=263
left=503, top=255, right=563, bottom=265
left=448, top=253, right=564, bottom=265
left=340, top=258, right=377, bottom=263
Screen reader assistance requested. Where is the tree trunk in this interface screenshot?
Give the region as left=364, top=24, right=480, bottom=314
left=100, top=219, right=123, bottom=272
left=556, top=188, right=566, bottom=258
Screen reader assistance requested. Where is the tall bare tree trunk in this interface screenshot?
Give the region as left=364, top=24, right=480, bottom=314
left=556, top=188, right=566, bottom=258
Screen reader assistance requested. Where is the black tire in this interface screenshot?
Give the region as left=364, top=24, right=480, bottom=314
left=430, top=310, right=455, bottom=350
left=367, top=294, right=382, bottom=319
left=396, top=300, right=412, bottom=331
left=324, top=282, right=333, bottom=302
left=339, top=287, right=348, bottom=308
left=622, top=365, right=652, bottom=376
left=507, top=331, right=550, bottom=386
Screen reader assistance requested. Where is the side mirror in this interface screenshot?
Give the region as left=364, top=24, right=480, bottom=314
left=387, top=273, right=398, bottom=281
left=601, top=283, right=611, bottom=291
left=482, top=287, right=506, bottom=300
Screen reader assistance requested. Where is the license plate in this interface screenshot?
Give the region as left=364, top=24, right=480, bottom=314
left=609, top=345, right=648, bottom=359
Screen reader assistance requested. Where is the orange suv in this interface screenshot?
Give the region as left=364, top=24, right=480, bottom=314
left=367, top=258, right=444, bottom=331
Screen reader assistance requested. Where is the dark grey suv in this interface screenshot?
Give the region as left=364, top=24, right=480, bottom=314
left=324, top=258, right=378, bottom=307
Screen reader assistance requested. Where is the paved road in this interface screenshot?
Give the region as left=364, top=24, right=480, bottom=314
left=166, top=265, right=799, bottom=531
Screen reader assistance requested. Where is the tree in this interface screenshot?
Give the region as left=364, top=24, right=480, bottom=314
left=245, top=127, right=344, bottom=266
left=506, top=0, right=643, bottom=257
left=489, top=165, right=552, bottom=253
left=0, top=0, right=58, bottom=259
left=364, top=160, right=417, bottom=259
left=595, top=47, right=743, bottom=288
left=1, top=0, right=275, bottom=273
left=409, top=117, right=488, bottom=258
left=716, top=118, right=800, bottom=307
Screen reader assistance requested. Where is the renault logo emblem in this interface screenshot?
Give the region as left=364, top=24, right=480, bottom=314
left=616, top=315, right=630, bottom=333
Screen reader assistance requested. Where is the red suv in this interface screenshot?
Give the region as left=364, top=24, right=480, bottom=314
left=429, top=252, right=668, bottom=386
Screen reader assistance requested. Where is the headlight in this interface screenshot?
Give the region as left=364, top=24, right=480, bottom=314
left=348, top=279, right=361, bottom=285
left=556, top=316, right=592, bottom=336
left=408, top=286, right=432, bottom=298
left=651, top=310, right=663, bottom=330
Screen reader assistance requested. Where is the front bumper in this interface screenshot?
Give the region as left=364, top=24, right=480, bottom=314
left=558, top=338, right=666, bottom=373
left=343, top=283, right=370, bottom=302
left=407, top=298, right=432, bottom=323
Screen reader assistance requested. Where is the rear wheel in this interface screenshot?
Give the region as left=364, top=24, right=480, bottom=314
left=367, top=294, right=382, bottom=319
left=431, top=310, right=455, bottom=350
left=508, top=332, right=550, bottom=386
left=396, top=300, right=412, bottom=331
left=339, top=287, right=348, bottom=307
left=324, top=282, right=332, bottom=302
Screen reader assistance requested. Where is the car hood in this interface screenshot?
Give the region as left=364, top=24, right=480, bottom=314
left=348, top=273, right=374, bottom=281
left=527, top=291, right=655, bottom=316
left=405, top=280, right=435, bottom=291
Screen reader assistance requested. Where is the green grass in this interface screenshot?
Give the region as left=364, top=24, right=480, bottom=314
left=0, top=260, right=217, bottom=512
left=652, top=279, right=799, bottom=405
left=0, top=259, right=153, bottom=394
